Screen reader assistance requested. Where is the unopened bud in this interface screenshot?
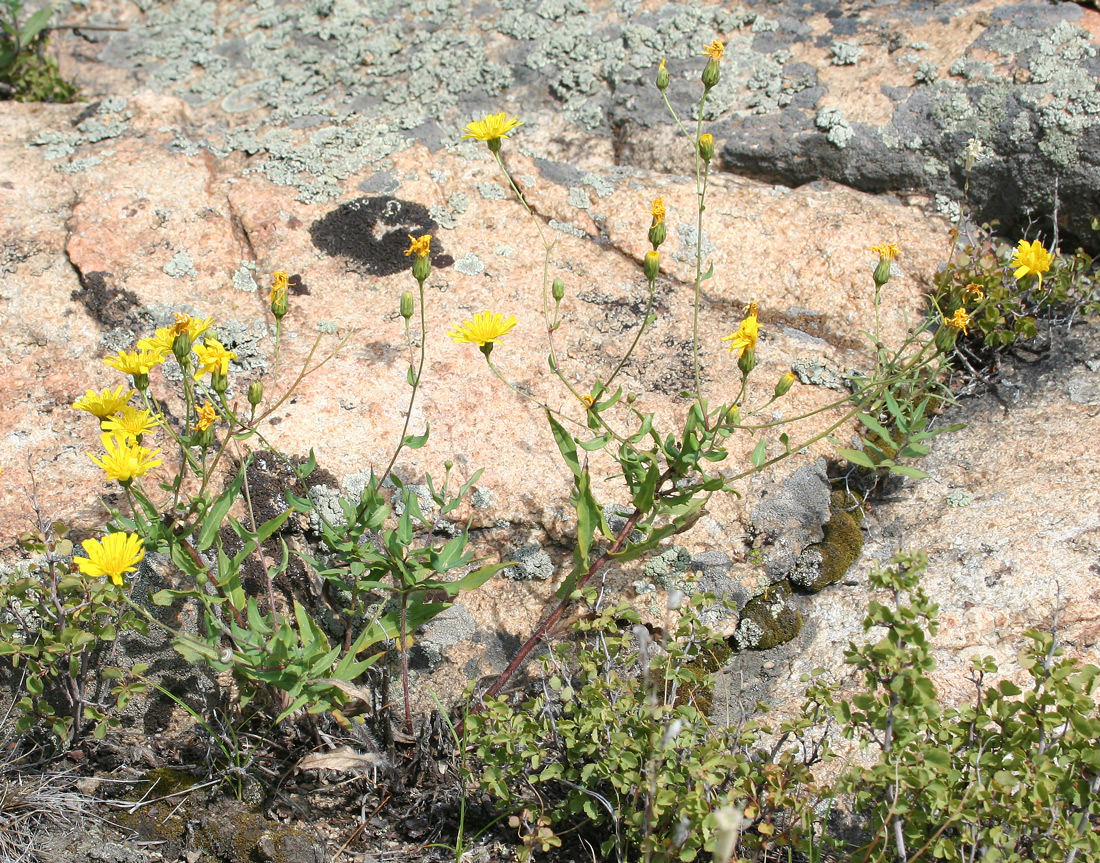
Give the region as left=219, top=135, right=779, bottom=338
left=400, top=291, right=415, bottom=320
left=873, top=257, right=893, bottom=288
left=248, top=381, right=264, bottom=407
left=211, top=372, right=229, bottom=395
left=552, top=278, right=565, bottom=302
left=444, top=460, right=453, bottom=471
left=726, top=404, right=741, bottom=426
left=172, top=332, right=192, bottom=364
left=774, top=372, right=795, bottom=397
left=934, top=325, right=958, bottom=353
left=644, top=250, right=660, bottom=281
left=699, top=133, right=714, bottom=162
left=648, top=220, right=666, bottom=250
left=702, top=57, right=721, bottom=91
left=656, top=58, right=669, bottom=92
left=626, top=392, right=637, bottom=404
left=738, top=347, right=756, bottom=376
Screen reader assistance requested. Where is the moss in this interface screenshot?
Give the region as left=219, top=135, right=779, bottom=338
left=789, top=490, right=865, bottom=593
left=674, top=640, right=733, bottom=716
left=117, top=770, right=317, bottom=862
left=732, top=580, right=802, bottom=651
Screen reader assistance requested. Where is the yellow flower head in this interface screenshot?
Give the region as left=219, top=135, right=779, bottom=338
left=649, top=197, right=665, bottom=225
left=461, top=113, right=523, bottom=143
left=659, top=58, right=666, bottom=72
left=702, top=40, right=725, bottom=61
left=193, top=401, right=220, bottom=432
left=104, top=346, right=168, bottom=377
left=580, top=393, right=595, bottom=408
left=723, top=306, right=759, bottom=357
left=405, top=234, right=433, bottom=258
left=193, top=338, right=238, bottom=379
left=138, top=316, right=213, bottom=355
left=871, top=243, right=900, bottom=260
left=1011, top=239, right=1053, bottom=286
left=170, top=312, right=192, bottom=336
left=73, top=531, right=145, bottom=587
left=946, top=307, right=971, bottom=335
left=268, top=271, right=290, bottom=305
left=448, top=311, right=518, bottom=348
left=73, top=385, right=135, bottom=419
left=88, top=433, right=162, bottom=484
left=101, top=406, right=161, bottom=441
left=963, top=282, right=985, bottom=302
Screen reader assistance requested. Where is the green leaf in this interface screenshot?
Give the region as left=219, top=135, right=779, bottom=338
left=631, top=461, right=661, bottom=514
left=546, top=411, right=580, bottom=478
left=197, top=458, right=249, bottom=552
left=406, top=364, right=416, bottom=386
left=700, top=263, right=714, bottom=282
left=896, top=442, right=930, bottom=459
left=20, top=8, right=52, bottom=45
left=403, top=422, right=430, bottom=449
left=857, top=412, right=895, bottom=445
left=888, top=464, right=929, bottom=479
left=749, top=438, right=767, bottom=468
left=837, top=447, right=878, bottom=469
left=577, top=434, right=611, bottom=452
left=429, top=561, right=513, bottom=595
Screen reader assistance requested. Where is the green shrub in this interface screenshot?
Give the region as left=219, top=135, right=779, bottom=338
left=0, top=1, right=79, bottom=102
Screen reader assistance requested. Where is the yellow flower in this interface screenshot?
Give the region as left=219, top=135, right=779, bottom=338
left=448, top=311, right=518, bottom=348
left=1011, top=239, right=1053, bottom=286
left=102, top=406, right=161, bottom=441
left=193, top=401, right=219, bottom=432
left=963, top=282, right=985, bottom=302
left=722, top=305, right=759, bottom=357
left=268, top=271, right=290, bottom=305
left=103, top=347, right=167, bottom=377
left=461, top=113, right=523, bottom=144
left=649, top=197, right=665, bottom=225
left=702, top=40, right=725, bottom=61
left=580, top=393, right=595, bottom=408
left=73, top=531, right=145, bottom=587
left=870, top=243, right=900, bottom=260
left=405, top=234, right=433, bottom=258
left=88, top=433, right=162, bottom=484
left=138, top=315, right=213, bottom=355
left=946, top=307, right=971, bottom=335
left=193, top=338, right=238, bottom=379
left=73, top=385, right=135, bottom=419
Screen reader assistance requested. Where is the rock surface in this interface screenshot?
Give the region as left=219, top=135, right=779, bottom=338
left=0, top=0, right=1097, bottom=735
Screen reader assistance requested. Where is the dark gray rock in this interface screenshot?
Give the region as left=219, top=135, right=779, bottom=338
left=748, top=460, right=832, bottom=583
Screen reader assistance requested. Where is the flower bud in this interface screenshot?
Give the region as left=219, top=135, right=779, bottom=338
left=172, top=332, right=192, bottom=365
left=648, top=220, right=666, bottom=250
left=774, top=372, right=795, bottom=397
left=656, top=58, right=669, bottom=92
left=444, top=460, right=453, bottom=471
left=702, top=57, right=721, bottom=91
left=626, top=392, right=636, bottom=404
left=413, top=253, right=431, bottom=284
left=726, top=404, right=741, bottom=426
left=873, top=257, right=893, bottom=288
left=738, top=347, right=756, bottom=376
left=934, top=325, right=958, bottom=353
left=552, top=278, right=565, bottom=302
left=248, top=381, right=264, bottom=407
left=698, top=133, right=714, bottom=163
left=211, top=372, right=229, bottom=395
left=644, top=250, right=660, bottom=281
left=400, top=290, right=415, bottom=320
